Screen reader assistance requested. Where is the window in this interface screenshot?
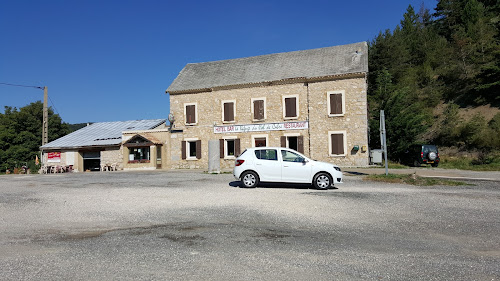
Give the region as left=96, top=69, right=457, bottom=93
left=327, top=90, right=345, bottom=117
left=128, top=147, right=150, bottom=163
left=219, top=138, right=240, bottom=159
left=182, top=139, right=201, bottom=160
left=222, top=100, right=236, bottom=123
left=283, top=95, right=299, bottom=119
left=184, top=103, right=197, bottom=125
left=329, top=131, right=346, bottom=156
left=281, top=150, right=304, bottom=162
left=280, top=135, right=304, bottom=153
left=251, top=98, right=266, bottom=121
left=252, top=134, right=268, bottom=147
left=255, top=149, right=278, bottom=161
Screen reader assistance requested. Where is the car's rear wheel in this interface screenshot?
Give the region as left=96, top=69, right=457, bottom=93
left=413, top=160, right=420, bottom=167
left=431, top=163, right=439, bottom=167
left=313, top=172, right=332, bottom=190
left=241, top=171, right=259, bottom=188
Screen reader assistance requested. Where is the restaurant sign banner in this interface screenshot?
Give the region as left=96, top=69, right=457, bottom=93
left=214, top=121, right=308, bottom=134
left=47, top=152, right=61, bottom=162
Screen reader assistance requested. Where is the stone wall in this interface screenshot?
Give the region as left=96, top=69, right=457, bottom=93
left=101, top=148, right=122, bottom=170
left=168, top=75, right=369, bottom=169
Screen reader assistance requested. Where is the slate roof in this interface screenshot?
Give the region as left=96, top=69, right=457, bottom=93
left=40, top=119, right=166, bottom=150
left=167, top=42, right=368, bottom=94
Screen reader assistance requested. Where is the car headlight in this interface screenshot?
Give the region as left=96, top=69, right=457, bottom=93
left=334, top=166, right=341, bottom=171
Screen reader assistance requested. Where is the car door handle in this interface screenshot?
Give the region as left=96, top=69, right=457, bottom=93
left=256, top=163, right=262, bottom=166
left=283, top=165, right=289, bottom=167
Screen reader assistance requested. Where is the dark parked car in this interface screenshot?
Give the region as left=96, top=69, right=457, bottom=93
left=405, top=144, right=440, bottom=167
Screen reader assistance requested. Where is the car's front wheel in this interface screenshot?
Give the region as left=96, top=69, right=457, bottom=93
left=313, top=172, right=332, bottom=190
left=241, top=171, right=259, bottom=188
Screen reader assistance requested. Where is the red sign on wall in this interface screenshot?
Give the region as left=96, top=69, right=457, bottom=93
left=47, top=152, right=61, bottom=162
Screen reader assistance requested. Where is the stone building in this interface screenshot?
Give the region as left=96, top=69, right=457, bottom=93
left=165, top=41, right=369, bottom=169
left=40, top=119, right=166, bottom=172
left=40, top=41, right=369, bottom=172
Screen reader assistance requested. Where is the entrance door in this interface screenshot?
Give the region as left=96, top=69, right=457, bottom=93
left=82, top=151, right=100, bottom=171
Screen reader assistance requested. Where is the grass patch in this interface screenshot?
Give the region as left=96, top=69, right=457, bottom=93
left=365, top=173, right=468, bottom=186
left=438, top=156, right=500, bottom=171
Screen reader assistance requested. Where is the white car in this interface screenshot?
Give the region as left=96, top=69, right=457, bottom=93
left=233, top=147, right=343, bottom=189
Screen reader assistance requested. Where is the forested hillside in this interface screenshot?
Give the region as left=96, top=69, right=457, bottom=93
left=368, top=0, right=500, bottom=162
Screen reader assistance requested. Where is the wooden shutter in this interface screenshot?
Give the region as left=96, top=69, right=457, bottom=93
left=330, top=94, right=343, bottom=115
left=235, top=139, right=240, bottom=156
left=254, top=100, right=264, bottom=120
left=280, top=136, right=286, bottom=147
left=224, top=102, right=234, bottom=122
left=219, top=139, right=224, bottom=158
left=181, top=141, right=186, bottom=160
left=285, top=97, right=296, bottom=117
left=298, top=136, right=304, bottom=153
left=196, top=140, right=201, bottom=159
left=331, top=134, right=344, bottom=155
left=186, top=105, right=195, bottom=124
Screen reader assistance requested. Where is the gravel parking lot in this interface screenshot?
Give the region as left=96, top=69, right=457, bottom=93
left=1, top=171, right=499, bottom=280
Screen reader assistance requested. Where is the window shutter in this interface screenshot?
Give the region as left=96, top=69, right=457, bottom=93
left=298, top=136, right=304, bottom=153
left=331, top=134, right=344, bottom=155
left=181, top=141, right=186, bottom=160
left=335, top=94, right=343, bottom=114
left=186, top=105, right=195, bottom=124
left=330, top=94, right=343, bottom=115
left=219, top=139, right=224, bottom=158
left=235, top=139, right=240, bottom=156
left=254, top=100, right=264, bottom=120
left=196, top=140, right=201, bottom=159
left=285, top=97, right=296, bottom=117
left=224, top=102, right=234, bottom=122
left=280, top=136, right=286, bottom=147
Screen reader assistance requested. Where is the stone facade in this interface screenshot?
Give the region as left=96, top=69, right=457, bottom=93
left=101, top=148, right=122, bottom=170
left=168, top=74, right=369, bottom=169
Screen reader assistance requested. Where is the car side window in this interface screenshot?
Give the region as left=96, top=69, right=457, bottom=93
left=255, top=149, right=278, bottom=161
left=281, top=150, right=303, bottom=162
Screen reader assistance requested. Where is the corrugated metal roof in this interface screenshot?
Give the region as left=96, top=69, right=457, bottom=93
left=166, top=42, right=368, bottom=94
left=41, top=119, right=166, bottom=149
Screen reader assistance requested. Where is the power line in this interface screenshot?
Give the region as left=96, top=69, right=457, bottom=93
left=48, top=95, right=61, bottom=117
left=0, top=82, right=44, bottom=89
left=0, top=82, right=64, bottom=119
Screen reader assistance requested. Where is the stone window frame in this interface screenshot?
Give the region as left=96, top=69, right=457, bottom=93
left=184, top=102, right=198, bottom=126
left=182, top=137, right=201, bottom=160
left=327, top=90, right=345, bottom=117
left=221, top=100, right=236, bottom=124
left=328, top=130, right=347, bottom=157
left=282, top=94, right=299, bottom=120
left=281, top=132, right=304, bottom=153
left=220, top=136, right=239, bottom=159
left=251, top=134, right=269, bottom=148
left=251, top=97, right=266, bottom=122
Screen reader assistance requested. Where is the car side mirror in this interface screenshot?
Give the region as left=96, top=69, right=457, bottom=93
left=302, top=158, right=308, bottom=164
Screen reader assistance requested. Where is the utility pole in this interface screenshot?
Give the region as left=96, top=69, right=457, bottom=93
left=380, top=110, right=388, bottom=175
left=42, top=86, right=48, bottom=146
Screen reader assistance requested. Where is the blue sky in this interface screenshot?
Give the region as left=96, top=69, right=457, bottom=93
left=1, top=0, right=436, bottom=124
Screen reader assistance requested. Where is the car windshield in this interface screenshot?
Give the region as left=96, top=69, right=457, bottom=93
left=423, top=145, right=438, bottom=153
left=238, top=149, right=247, bottom=157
